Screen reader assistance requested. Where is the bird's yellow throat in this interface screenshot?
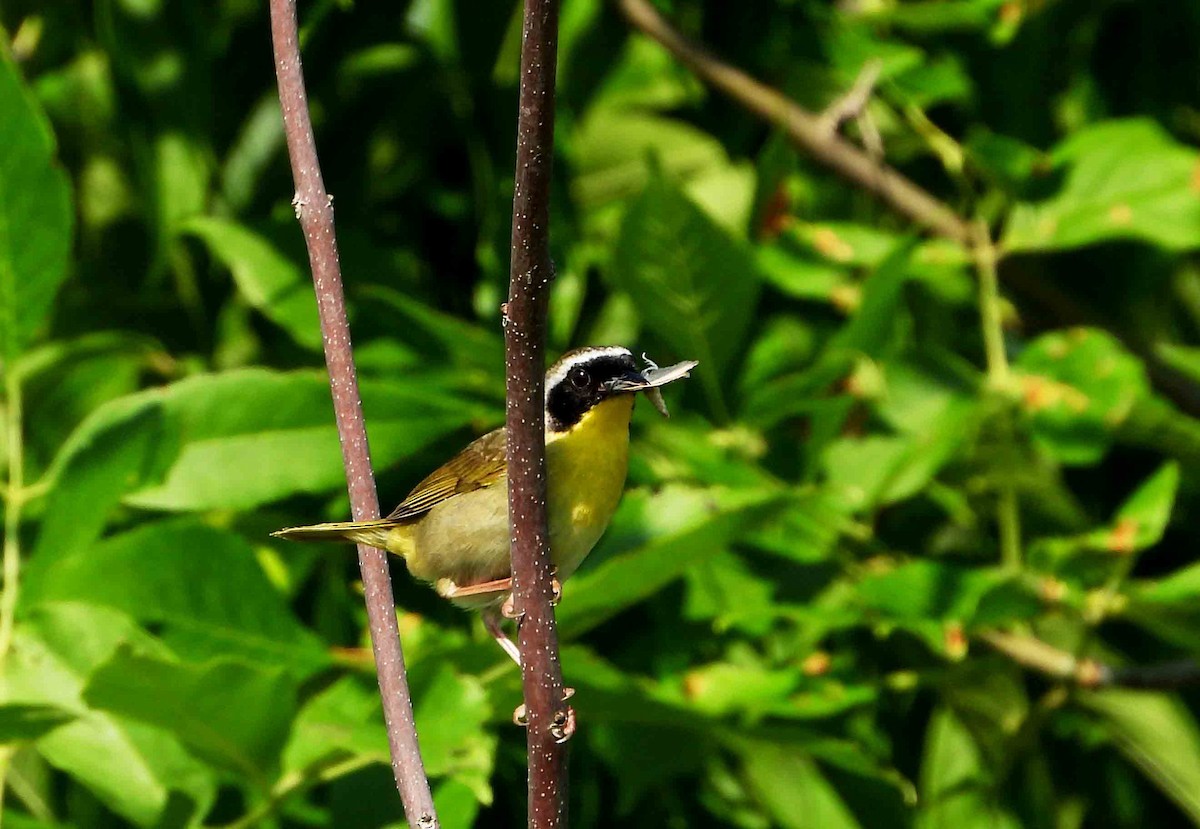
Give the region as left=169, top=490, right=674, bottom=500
left=542, top=393, right=634, bottom=579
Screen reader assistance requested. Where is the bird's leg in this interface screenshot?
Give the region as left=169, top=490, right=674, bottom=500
left=482, top=609, right=522, bottom=667
left=435, top=576, right=513, bottom=602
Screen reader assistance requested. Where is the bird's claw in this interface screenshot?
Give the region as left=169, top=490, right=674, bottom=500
left=512, top=687, right=576, bottom=742
left=551, top=705, right=576, bottom=743
left=501, top=593, right=523, bottom=622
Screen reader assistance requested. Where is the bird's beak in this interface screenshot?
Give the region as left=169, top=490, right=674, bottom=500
left=606, top=359, right=699, bottom=418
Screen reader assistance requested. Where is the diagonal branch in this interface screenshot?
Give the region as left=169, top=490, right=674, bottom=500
left=505, top=0, right=572, bottom=825
left=616, top=0, right=972, bottom=246
left=267, top=3, right=437, bottom=827
left=981, top=630, right=1200, bottom=690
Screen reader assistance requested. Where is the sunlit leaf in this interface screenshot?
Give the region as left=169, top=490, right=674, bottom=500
left=84, top=648, right=297, bottom=780
left=183, top=217, right=323, bottom=350
left=610, top=176, right=762, bottom=413
left=1015, top=328, right=1150, bottom=465
left=558, top=486, right=787, bottom=638
left=412, top=666, right=496, bottom=803
left=26, top=518, right=328, bottom=672
left=283, top=677, right=388, bottom=774
left=0, top=47, right=73, bottom=361
left=28, top=401, right=175, bottom=581
left=1082, top=690, right=1200, bottom=825
left=918, top=707, right=1020, bottom=829
left=1005, top=119, right=1200, bottom=252
left=122, top=369, right=488, bottom=511
left=4, top=604, right=214, bottom=826
left=0, top=704, right=73, bottom=743
left=739, top=742, right=863, bottom=829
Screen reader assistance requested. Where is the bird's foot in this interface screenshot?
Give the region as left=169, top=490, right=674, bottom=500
left=512, top=687, right=576, bottom=743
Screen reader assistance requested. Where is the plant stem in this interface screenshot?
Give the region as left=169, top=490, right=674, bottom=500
left=972, top=227, right=1021, bottom=571
left=505, top=0, right=571, bottom=825
left=0, top=364, right=22, bottom=829
left=981, top=629, right=1200, bottom=690
left=266, top=2, right=437, bottom=826
left=0, top=364, right=23, bottom=662
left=222, top=755, right=381, bottom=829
left=974, top=229, right=1010, bottom=389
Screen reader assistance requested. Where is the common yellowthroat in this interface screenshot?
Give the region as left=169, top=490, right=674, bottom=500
left=273, top=346, right=696, bottom=662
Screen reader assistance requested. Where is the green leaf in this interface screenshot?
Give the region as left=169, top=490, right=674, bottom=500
left=739, top=742, right=863, bottom=829
left=918, top=707, right=1020, bottom=829
left=122, top=368, right=487, bottom=511
left=1015, top=328, right=1151, bottom=465
left=857, top=561, right=1015, bottom=624
left=26, top=518, right=328, bottom=672
left=0, top=704, right=73, bottom=742
left=1005, top=119, right=1200, bottom=253
left=18, top=332, right=157, bottom=473
left=84, top=648, right=298, bottom=780
left=828, top=241, right=918, bottom=357
left=557, top=486, right=787, bottom=638
left=1124, top=562, right=1200, bottom=652
left=755, top=244, right=852, bottom=303
left=358, top=285, right=505, bottom=378
left=683, top=550, right=778, bottom=634
left=589, top=37, right=704, bottom=112
left=1088, top=461, right=1179, bottom=554
left=4, top=603, right=214, bottom=826
left=678, top=662, right=798, bottom=717
left=283, top=677, right=388, bottom=774
left=29, top=400, right=176, bottom=579
left=0, top=47, right=73, bottom=361
left=745, top=488, right=856, bottom=564
left=432, top=779, right=483, bottom=829
left=609, top=176, right=761, bottom=414
left=412, top=666, right=496, bottom=803
left=183, top=217, right=323, bottom=350
left=572, top=111, right=731, bottom=209
left=873, top=0, right=1008, bottom=33
left=1081, top=690, right=1200, bottom=825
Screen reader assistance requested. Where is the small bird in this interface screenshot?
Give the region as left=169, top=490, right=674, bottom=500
left=273, top=346, right=697, bottom=663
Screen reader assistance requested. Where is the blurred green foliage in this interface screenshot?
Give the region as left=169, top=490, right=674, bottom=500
left=3, top=0, right=1200, bottom=827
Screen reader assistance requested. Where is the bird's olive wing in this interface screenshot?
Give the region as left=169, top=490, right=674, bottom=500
left=384, top=427, right=508, bottom=521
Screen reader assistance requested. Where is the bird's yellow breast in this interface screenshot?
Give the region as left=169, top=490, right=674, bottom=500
left=544, top=394, right=633, bottom=580
left=396, top=394, right=633, bottom=591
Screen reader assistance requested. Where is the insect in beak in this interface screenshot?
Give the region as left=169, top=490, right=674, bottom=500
left=605, top=357, right=699, bottom=418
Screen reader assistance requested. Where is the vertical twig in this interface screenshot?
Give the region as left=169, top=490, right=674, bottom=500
left=0, top=363, right=25, bottom=824
left=504, top=0, right=570, bottom=825
left=266, top=3, right=438, bottom=827
left=973, top=225, right=1022, bottom=571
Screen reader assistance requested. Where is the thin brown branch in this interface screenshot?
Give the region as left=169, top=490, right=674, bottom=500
left=616, top=0, right=972, bottom=246
left=504, top=0, right=571, bottom=825
left=267, top=3, right=437, bottom=827
left=981, top=630, right=1200, bottom=691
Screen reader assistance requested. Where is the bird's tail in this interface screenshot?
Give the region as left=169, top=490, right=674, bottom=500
left=271, top=520, right=397, bottom=551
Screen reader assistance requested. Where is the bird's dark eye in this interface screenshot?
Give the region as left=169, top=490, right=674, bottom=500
left=569, top=366, right=590, bottom=389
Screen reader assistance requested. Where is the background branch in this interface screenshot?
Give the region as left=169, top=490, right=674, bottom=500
left=267, top=2, right=438, bottom=826
left=616, top=0, right=972, bottom=246
left=505, top=0, right=571, bottom=824
left=981, top=630, right=1200, bottom=690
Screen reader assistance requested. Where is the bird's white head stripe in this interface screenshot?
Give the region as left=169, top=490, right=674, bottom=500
left=544, top=346, right=634, bottom=394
